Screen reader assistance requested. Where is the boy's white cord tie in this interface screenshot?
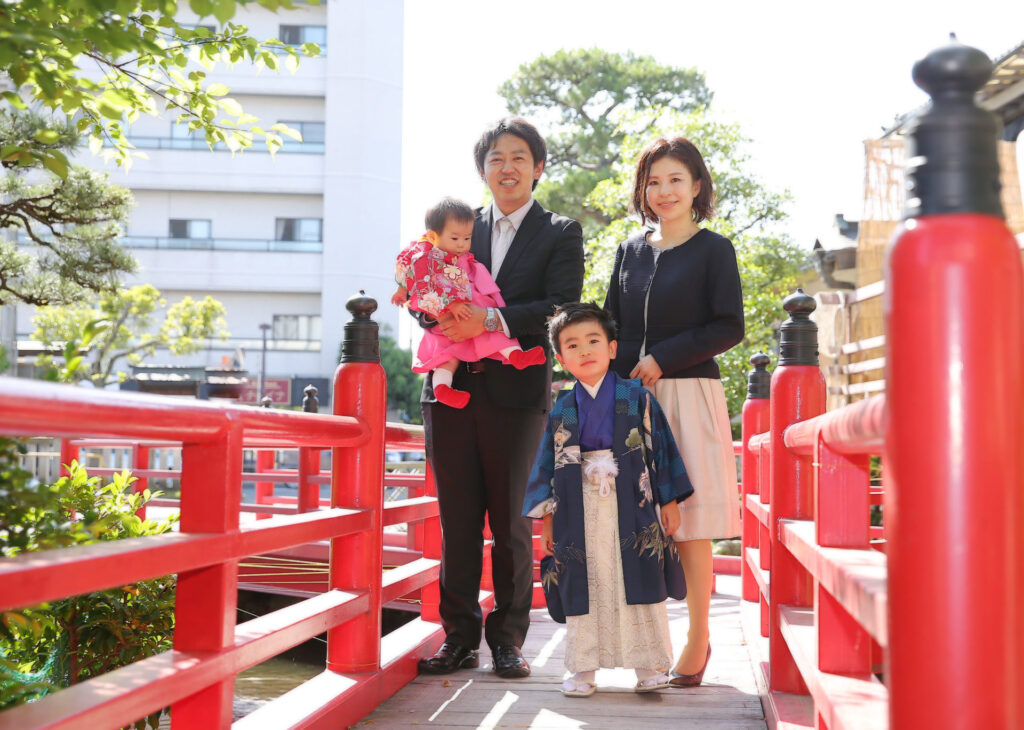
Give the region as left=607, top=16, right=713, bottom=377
left=582, top=452, right=618, bottom=498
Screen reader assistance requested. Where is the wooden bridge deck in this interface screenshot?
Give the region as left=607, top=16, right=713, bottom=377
left=355, top=575, right=766, bottom=729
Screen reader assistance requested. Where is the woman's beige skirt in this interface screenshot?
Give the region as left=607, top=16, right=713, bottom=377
left=564, top=450, right=673, bottom=673
left=650, top=377, right=742, bottom=542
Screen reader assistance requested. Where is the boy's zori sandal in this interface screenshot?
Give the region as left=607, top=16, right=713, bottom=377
left=634, top=673, right=671, bottom=693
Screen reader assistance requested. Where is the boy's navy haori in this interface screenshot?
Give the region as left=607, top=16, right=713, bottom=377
left=523, top=373, right=693, bottom=618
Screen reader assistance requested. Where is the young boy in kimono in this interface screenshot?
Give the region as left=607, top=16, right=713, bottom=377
left=522, top=302, right=693, bottom=697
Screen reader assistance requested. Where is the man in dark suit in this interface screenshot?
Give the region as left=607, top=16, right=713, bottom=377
left=417, top=117, right=584, bottom=678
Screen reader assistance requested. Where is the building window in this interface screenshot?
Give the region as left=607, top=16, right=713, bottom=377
left=279, top=25, right=326, bottom=50
left=280, top=121, right=325, bottom=145
left=169, top=122, right=205, bottom=149
left=273, top=314, right=322, bottom=341
left=275, top=218, right=322, bottom=242
left=169, top=219, right=212, bottom=239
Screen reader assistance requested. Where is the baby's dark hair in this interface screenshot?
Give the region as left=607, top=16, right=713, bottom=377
left=425, top=197, right=475, bottom=233
left=548, top=302, right=618, bottom=354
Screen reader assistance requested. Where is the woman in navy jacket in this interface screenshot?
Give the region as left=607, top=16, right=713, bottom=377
left=604, top=136, right=744, bottom=687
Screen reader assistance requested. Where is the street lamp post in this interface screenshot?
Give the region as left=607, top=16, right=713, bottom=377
left=258, top=323, right=271, bottom=402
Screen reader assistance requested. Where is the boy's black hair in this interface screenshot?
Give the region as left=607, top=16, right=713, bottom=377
left=473, top=116, right=547, bottom=190
left=425, top=197, right=475, bottom=233
left=548, top=302, right=617, bottom=354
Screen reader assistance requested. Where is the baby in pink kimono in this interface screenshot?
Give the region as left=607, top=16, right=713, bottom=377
left=392, top=197, right=546, bottom=409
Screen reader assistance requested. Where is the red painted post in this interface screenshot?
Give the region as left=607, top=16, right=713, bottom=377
left=328, top=293, right=387, bottom=674
left=885, top=42, right=1024, bottom=728
left=768, top=290, right=825, bottom=693
left=297, top=447, right=320, bottom=513
left=741, top=353, right=771, bottom=604
left=255, top=448, right=274, bottom=520
left=480, top=515, right=493, bottom=592
left=532, top=519, right=544, bottom=563
left=132, top=443, right=150, bottom=520
left=172, top=418, right=243, bottom=728
left=757, top=437, right=770, bottom=637
left=298, top=386, right=322, bottom=514
left=814, top=437, right=870, bottom=676
left=421, top=461, right=441, bottom=623
left=408, top=483, right=425, bottom=552
left=59, top=438, right=80, bottom=478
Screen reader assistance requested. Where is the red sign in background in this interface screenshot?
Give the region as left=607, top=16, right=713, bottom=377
left=238, top=377, right=292, bottom=405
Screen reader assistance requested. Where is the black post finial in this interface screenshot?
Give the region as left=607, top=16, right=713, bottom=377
left=260, top=395, right=273, bottom=408
left=303, top=384, right=319, bottom=413
left=778, top=289, right=819, bottom=366
left=905, top=39, right=1003, bottom=219
left=747, top=352, right=771, bottom=399
left=340, top=291, right=380, bottom=364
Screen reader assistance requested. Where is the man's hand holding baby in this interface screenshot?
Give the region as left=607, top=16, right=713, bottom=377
left=438, top=304, right=486, bottom=342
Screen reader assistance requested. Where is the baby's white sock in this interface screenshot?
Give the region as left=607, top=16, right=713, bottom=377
left=568, top=670, right=595, bottom=685
left=635, top=668, right=659, bottom=681
left=432, top=368, right=453, bottom=389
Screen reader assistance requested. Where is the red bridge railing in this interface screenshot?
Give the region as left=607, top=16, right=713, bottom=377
left=737, top=41, right=1024, bottom=729
left=0, top=294, right=452, bottom=729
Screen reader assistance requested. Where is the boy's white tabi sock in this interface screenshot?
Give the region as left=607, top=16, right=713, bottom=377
left=432, top=368, right=453, bottom=389
left=567, top=670, right=595, bottom=685
left=635, top=668, right=658, bottom=681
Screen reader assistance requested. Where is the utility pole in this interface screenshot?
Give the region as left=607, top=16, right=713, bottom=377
left=258, top=323, right=271, bottom=401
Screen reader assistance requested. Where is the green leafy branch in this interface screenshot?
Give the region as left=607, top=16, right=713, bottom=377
left=1, top=0, right=322, bottom=170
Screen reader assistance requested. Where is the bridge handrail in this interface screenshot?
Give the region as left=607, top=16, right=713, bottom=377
left=740, top=336, right=890, bottom=730
left=0, top=329, right=446, bottom=728
left=1, top=379, right=367, bottom=446
left=782, top=394, right=885, bottom=456
left=39, top=421, right=427, bottom=521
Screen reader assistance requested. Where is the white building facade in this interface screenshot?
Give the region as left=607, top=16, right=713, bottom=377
left=15, top=0, right=403, bottom=405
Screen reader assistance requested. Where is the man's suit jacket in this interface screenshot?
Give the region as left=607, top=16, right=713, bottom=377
left=421, top=200, right=584, bottom=411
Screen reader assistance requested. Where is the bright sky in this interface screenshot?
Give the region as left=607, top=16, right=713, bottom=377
left=401, top=0, right=1024, bottom=252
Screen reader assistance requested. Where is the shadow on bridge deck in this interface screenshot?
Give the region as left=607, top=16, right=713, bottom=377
left=355, top=575, right=766, bottom=730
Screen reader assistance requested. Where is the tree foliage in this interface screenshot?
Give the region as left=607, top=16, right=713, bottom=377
left=1, top=0, right=322, bottom=306
left=1, top=444, right=176, bottom=726
left=0, top=109, right=136, bottom=307
left=498, top=48, right=712, bottom=235
left=32, top=283, right=229, bottom=386
left=0, top=0, right=321, bottom=170
left=585, top=107, right=807, bottom=420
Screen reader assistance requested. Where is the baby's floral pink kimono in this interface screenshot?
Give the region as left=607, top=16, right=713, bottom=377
left=394, top=233, right=525, bottom=372
left=395, top=233, right=473, bottom=319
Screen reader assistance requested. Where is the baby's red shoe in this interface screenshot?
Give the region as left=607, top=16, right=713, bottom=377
left=434, top=383, right=470, bottom=409
left=507, top=346, right=547, bottom=370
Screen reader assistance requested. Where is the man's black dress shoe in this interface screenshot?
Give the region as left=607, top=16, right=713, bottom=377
left=492, top=645, right=530, bottom=678
left=417, top=642, right=479, bottom=674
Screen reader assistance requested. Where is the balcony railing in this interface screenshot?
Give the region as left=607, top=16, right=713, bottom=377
left=122, top=236, right=323, bottom=253
left=126, top=136, right=325, bottom=154
left=15, top=233, right=323, bottom=253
